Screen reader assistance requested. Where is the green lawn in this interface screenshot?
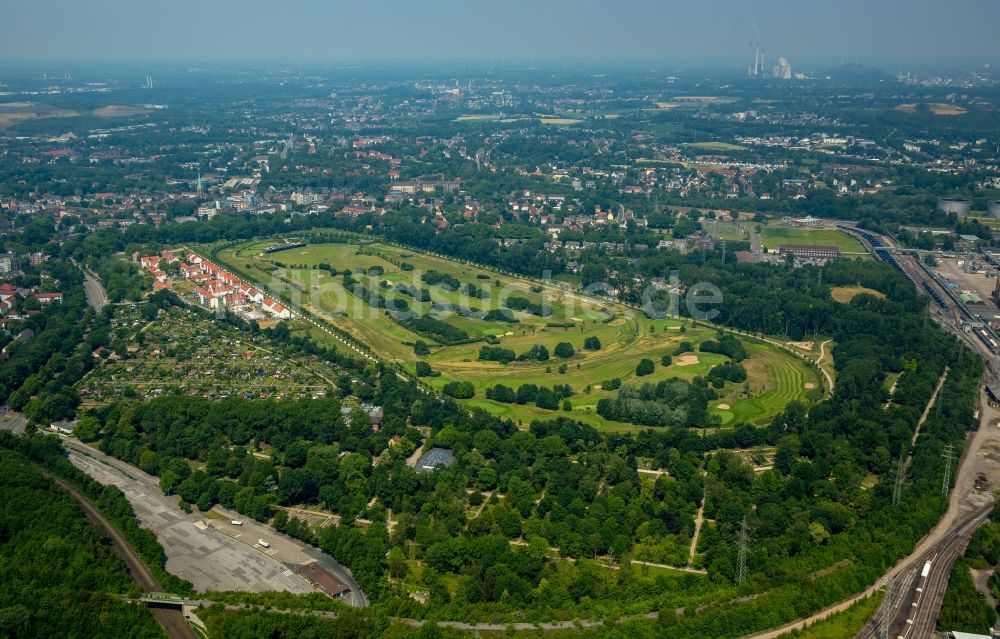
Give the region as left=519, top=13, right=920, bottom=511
left=758, top=226, right=867, bottom=255
left=212, top=237, right=821, bottom=432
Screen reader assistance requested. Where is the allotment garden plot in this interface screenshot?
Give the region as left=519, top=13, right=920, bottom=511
left=78, top=304, right=338, bottom=404
left=216, top=238, right=822, bottom=431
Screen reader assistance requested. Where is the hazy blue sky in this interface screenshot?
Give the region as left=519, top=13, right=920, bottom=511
left=4, top=0, right=999, bottom=68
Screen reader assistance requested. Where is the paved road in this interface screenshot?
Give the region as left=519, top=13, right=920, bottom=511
left=48, top=474, right=196, bottom=639
left=82, top=269, right=108, bottom=311
left=63, top=438, right=315, bottom=594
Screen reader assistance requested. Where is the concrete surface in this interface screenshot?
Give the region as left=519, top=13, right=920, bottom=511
left=64, top=438, right=314, bottom=594
left=203, top=505, right=367, bottom=607
left=0, top=409, right=25, bottom=434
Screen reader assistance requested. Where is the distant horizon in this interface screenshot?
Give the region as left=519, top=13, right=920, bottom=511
left=4, top=0, right=999, bottom=71
left=0, top=56, right=994, bottom=78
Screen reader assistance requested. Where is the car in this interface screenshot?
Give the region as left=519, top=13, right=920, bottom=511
left=230, top=519, right=243, bottom=526
left=257, top=539, right=270, bottom=548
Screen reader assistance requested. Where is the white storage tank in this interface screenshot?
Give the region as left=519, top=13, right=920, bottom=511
left=988, top=200, right=1000, bottom=219
left=938, top=198, right=972, bottom=217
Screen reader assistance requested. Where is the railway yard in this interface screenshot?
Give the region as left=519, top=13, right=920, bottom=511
left=844, top=226, right=1000, bottom=638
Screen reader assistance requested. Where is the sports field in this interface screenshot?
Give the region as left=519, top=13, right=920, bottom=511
left=758, top=225, right=867, bottom=254
left=214, top=238, right=821, bottom=431
left=684, top=142, right=748, bottom=152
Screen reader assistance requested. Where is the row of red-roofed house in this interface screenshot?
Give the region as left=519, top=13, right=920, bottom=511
left=138, top=250, right=290, bottom=319
left=0, top=282, right=62, bottom=316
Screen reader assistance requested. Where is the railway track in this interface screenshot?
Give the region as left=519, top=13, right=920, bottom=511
left=49, top=476, right=197, bottom=639
left=854, top=500, right=994, bottom=638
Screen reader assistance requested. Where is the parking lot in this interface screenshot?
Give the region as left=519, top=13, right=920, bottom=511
left=934, top=257, right=998, bottom=305
left=64, top=439, right=315, bottom=594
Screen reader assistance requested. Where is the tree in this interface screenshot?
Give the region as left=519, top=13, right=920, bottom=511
left=636, top=359, right=655, bottom=376
left=415, top=361, right=433, bottom=377
left=554, top=342, right=575, bottom=359
left=937, top=558, right=997, bottom=633
left=413, top=340, right=430, bottom=356
left=583, top=336, right=602, bottom=351
left=443, top=381, right=475, bottom=399
left=74, top=415, right=101, bottom=442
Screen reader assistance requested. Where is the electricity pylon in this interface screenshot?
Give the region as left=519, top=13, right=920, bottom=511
left=941, top=444, right=957, bottom=499
left=736, top=516, right=749, bottom=585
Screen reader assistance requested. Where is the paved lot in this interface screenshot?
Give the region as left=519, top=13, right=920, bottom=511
left=204, top=508, right=366, bottom=607
left=65, top=440, right=314, bottom=594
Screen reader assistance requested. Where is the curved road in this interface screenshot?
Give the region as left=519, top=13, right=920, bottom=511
left=82, top=268, right=108, bottom=311
left=49, top=474, right=196, bottom=639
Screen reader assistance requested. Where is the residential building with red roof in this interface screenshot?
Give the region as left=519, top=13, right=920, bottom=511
left=34, top=292, right=63, bottom=304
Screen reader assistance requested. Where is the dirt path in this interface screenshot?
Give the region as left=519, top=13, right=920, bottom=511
left=687, top=501, right=706, bottom=569
left=909, top=367, right=949, bottom=452
left=815, top=339, right=835, bottom=395
left=884, top=373, right=901, bottom=410
left=973, top=568, right=998, bottom=608
left=637, top=468, right=670, bottom=477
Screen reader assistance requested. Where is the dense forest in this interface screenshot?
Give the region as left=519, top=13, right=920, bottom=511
left=0, top=445, right=163, bottom=638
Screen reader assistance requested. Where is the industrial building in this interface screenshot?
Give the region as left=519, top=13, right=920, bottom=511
left=772, top=56, right=793, bottom=79
left=415, top=448, right=455, bottom=473
left=946, top=631, right=1000, bottom=639
left=296, top=563, right=350, bottom=598
left=778, top=245, right=840, bottom=262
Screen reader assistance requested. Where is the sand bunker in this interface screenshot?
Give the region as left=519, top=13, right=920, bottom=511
left=804, top=383, right=816, bottom=389
left=716, top=404, right=730, bottom=410
left=674, top=354, right=699, bottom=367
